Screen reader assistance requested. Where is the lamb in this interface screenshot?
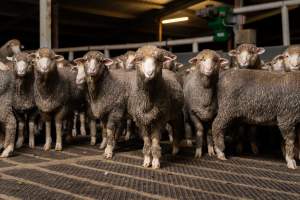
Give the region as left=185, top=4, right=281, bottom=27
left=127, top=45, right=184, bottom=169
left=6, top=52, right=38, bottom=149
left=212, top=69, right=300, bottom=169
left=283, top=45, right=300, bottom=72
left=161, top=49, right=183, bottom=72
left=30, top=48, right=75, bottom=151
left=0, top=39, right=22, bottom=62
left=72, top=51, right=132, bottom=158
left=263, top=54, right=287, bottom=72
left=183, top=49, right=228, bottom=158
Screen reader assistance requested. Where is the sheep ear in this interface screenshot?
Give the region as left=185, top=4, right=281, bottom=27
left=256, top=47, right=265, bottom=55
left=176, top=63, right=184, bottom=68
left=55, top=55, right=64, bottom=62
left=164, top=54, right=177, bottom=62
left=228, top=50, right=237, bottom=57
left=0, top=62, right=9, bottom=71
left=219, top=58, right=229, bottom=67
left=103, top=58, right=113, bottom=66
left=6, top=56, right=14, bottom=61
left=188, top=57, right=197, bottom=64
left=20, top=45, right=24, bottom=49
left=73, top=58, right=85, bottom=64
left=28, top=53, right=37, bottom=61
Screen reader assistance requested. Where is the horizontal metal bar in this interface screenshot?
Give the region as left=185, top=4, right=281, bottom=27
left=233, top=0, right=300, bottom=14
left=53, top=36, right=214, bottom=53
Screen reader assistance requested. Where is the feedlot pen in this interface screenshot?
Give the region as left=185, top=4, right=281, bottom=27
left=0, top=140, right=299, bottom=200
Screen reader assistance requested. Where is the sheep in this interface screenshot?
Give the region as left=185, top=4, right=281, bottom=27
left=127, top=45, right=184, bottom=169
left=0, top=39, right=22, bottom=62
left=30, top=48, right=75, bottom=151
left=110, top=51, right=136, bottom=70
left=212, top=69, right=300, bottom=169
left=6, top=52, right=38, bottom=149
left=161, top=49, right=183, bottom=72
left=0, top=67, right=16, bottom=157
left=228, top=43, right=265, bottom=69
left=183, top=49, right=228, bottom=158
left=72, top=51, right=132, bottom=158
left=283, top=45, right=300, bottom=72
left=262, top=54, right=287, bottom=72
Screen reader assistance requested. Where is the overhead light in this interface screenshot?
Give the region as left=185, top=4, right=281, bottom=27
left=161, top=17, right=189, bottom=24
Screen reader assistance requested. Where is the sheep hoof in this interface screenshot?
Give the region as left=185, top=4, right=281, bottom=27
left=172, top=146, right=179, bottom=155
left=251, top=144, right=259, bottom=155
left=43, top=143, right=51, bottom=151
left=99, top=139, right=107, bottom=150
left=186, top=139, right=193, bottom=147
left=152, top=158, right=160, bottom=169
left=104, top=146, right=113, bottom=159
left=90, top=137, right=96, bottom=146
left=287, top=159, right=297, bottom=169
left=29, top=140, right=35, bottom=149
left=15, top=138, right=24, bottom=149
left=55, top=143, right=62, bottom=151
left=143, top=156, right=151, bottom=168
left=72, top=129, right=77, bottom=137
left=1, top=145, right=13, bottom=158
left=208, top=146, right=215, bottom=157
left=194, top=148, right=202, bottom=158
left=80, top=127, right=87, bottom=136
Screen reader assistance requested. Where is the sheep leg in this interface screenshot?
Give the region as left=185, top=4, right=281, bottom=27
left=1, top=115, right=16, bottom=158
left=142, top=128, right=151, bottom=168
left=79, top=112, right=87, bottom=136
left=207, top=129, right=215, bottom=156
left=15, top=121, right=25, bottom=149
left=190, top=114, right=204, bottom=158
left=124, top=119, right=132, bottom=141
left=90, top=119, right=96, bottom=145
left=236, top=126, right=245, bottom=154
left=184, top=122, right=193, bottom=147
left=43, top=121, right=52, bottom=151
left=165, top=123, right=173, bottom=143
left=0, top=133, right=4, bottom=150
left=212, top=115, right=228, bottom=160
left=55, top=120, right=63, bottom=151
left=151, top=129, right=161, bottom=169
left=297, top=127, right=300, bottom=160
left=72, top=111, right=78, bottom=137
left=280, top=126, right=297, bottom=169
left=104, top=128, right=115, bottom=159
left=28, top=121, right=35, bottom=148
left=249, top=126, right=259, bottom=155
left=99, top=121, right=107, bottom=149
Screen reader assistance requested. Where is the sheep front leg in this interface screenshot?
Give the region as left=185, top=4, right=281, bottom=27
left=43, top=121, right=52, bottom=151
left=55, top=120, right=63, bottom=151
left=207, top=129, right=215, bottom=156
left=72, top=111, right=78, bottom=137
left=249, top=126, right=259, bottom=155
left=104, top=128, right=115, bottom=159
left=190, top=113, right=204, bottom=158
left=280, top=126, right=297, bottom=169
left=79, top=112, right=87, bottom=136
left=28, top=121, right=35, bottom=148
left=90, top=119, right=96, bottom=145
left=151, top=129, right=161, bottom=169
left=99, top=121, right=107, bottom=149
left=124, top=119, right=132, bottom=141
left=212, top=115, right=227, bottom=160
left=1, top=115, right=17, bottom=158
left=15, top=121, right=25, bottom=149
left=142, top=134, right=151, bottom=168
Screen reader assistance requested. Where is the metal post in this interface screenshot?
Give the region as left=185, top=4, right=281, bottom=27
left=52, top=0, right=59, bottom=48
left=104, top=49, right=110, bottom=57
left=192, top=42, right=198, bottom=53
left=158, top=21, right=163, bottom=42
left=68, top=51, right=74, bottom=61
left=40, top=0, right=52, bottom=48
left=281, top=5, right=290, bottom=46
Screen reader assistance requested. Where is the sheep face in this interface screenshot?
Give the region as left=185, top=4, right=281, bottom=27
left=284, top=46, right=300, bottom=71
left=30, top=48, right=64, bottom=75
left=270, top=54, right=287, bottom=72
left=123, top=51, right=136, bottom=70
left=8, top=52, right=33, bottom=77
left=7, top=39, right=22, bottom=55
left=82, top=51, right=113, bottom=77
left=189, top=50, right=228, bottom=76
left=135, top=45, right=176, bottom=81
left=71, top=58, right=86, bottom=86
left=229, top=44, right=265, bottom=69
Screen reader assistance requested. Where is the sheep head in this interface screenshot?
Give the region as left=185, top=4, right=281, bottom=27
left=5, top=39, right=23, bottom=56
left=134, top=45, right=176, bottom=81
left=7, top=52, right=33, bottom=77
left=269, top=54, right=287, bottom=72
left=81, top=51, right=113, bottom=78
left=228, top=43, right=265, bottom=69
left=283, top=45, right=300, bottom=71
left=70, top=58, right=86, bottom=86
left=189, top=49, right=228, bottom=76
left=30, top=48, right=64, bottom=75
